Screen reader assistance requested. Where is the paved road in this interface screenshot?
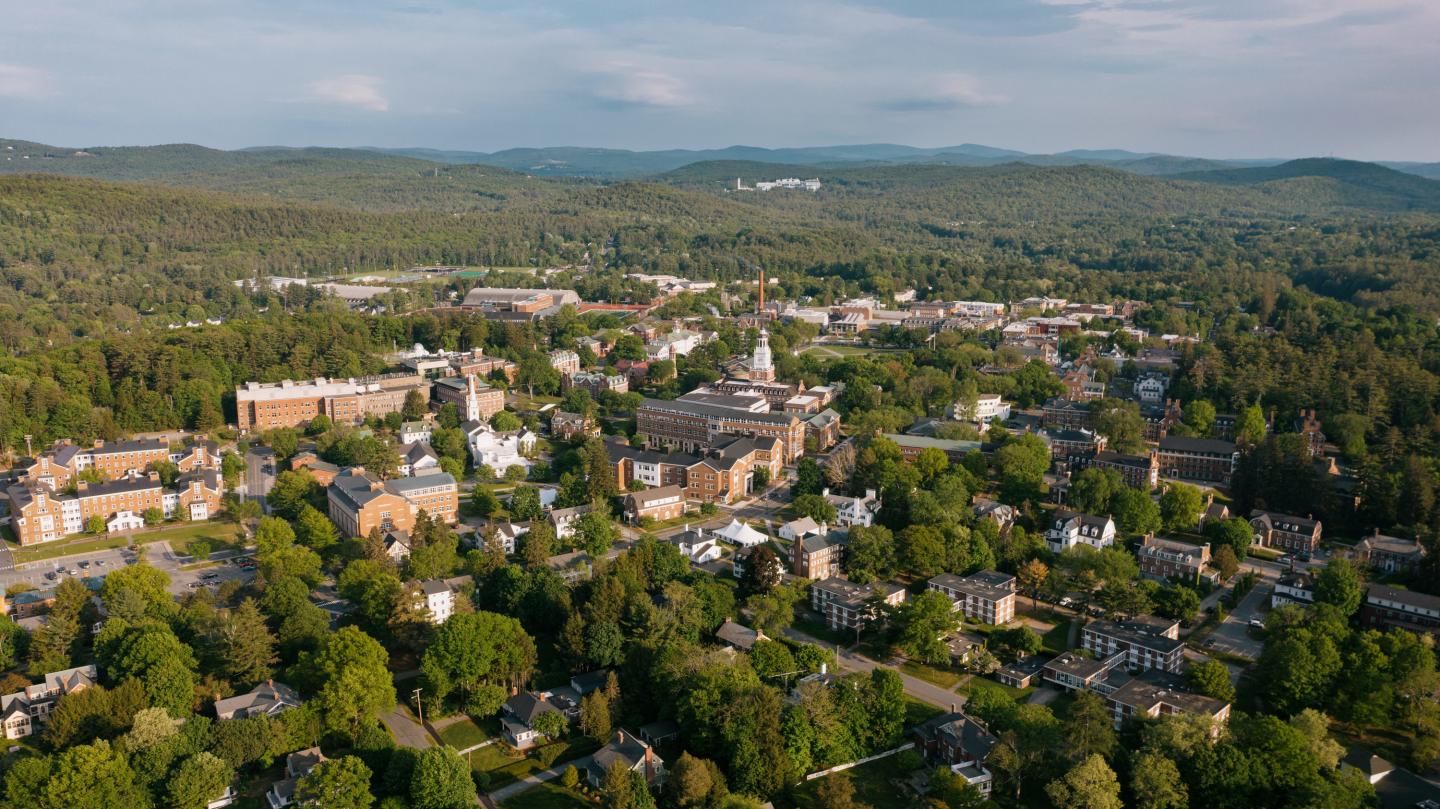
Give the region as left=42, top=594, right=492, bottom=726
left=783, top=626, right=964, bottom=711
left=382, top=705, right=434, bottom=750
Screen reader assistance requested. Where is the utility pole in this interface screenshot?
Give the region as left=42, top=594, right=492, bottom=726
left=24, top=434, right=33, bottom=457
left=412, top=687, right=424, bottom=725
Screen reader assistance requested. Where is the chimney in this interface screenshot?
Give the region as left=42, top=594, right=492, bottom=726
left=951, top=702, right=957, bottom=713
left=617, top=730, right=625, bottom=744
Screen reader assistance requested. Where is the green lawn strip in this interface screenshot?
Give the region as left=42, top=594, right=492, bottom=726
left=785, top=755, right=925, bottom=809
left=791, top=615, right=849, bottom=646
left=501, top=783, right=593, bottom=809
left=472, top=737, right=599, bottom=787
left=904, top=697, right=946, bottom=726
left=438, top=718, right=494, bottom=749
left=899, top=660, right=962, bottom=689
left=959, top=677, right=1033, bottom=703
left=1040, top=619, right=1073, bottom=655
left=13, top=521, right=247, bottom=564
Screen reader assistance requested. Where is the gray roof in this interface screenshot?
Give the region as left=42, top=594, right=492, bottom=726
left=716, top=620, right=761, bottom=650
left=640, top=397, right=798, bottom=425
left=1159, top=435, right=1237, bottom=455
left=214, top=681, right=303, bottom=720
left=385, top=472, right=457, bottom=494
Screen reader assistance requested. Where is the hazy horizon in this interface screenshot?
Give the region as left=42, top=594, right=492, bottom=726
left=3, top=1, right=1438, bottom=161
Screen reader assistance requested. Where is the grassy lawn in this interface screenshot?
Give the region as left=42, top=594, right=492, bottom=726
left=439, top=717, right=495, bottom=749
left=472, top=737, right=600, bottom=788
left=900, top=660, right=963, bottom=689
left=502, top=784, right=593, bottom=809
left=791, top=614, right=850, bottom=646
left=1247, top=545, right=1283, bottom=561
left=784, top=755, right=924, bottom=809
left=904, top=697, right=945, bottom=726
left=10, top=521, right=247, bottom=564
left=959, top=677, right=1033, bottom=703
left=1040, top=619, right=1073, bottom=655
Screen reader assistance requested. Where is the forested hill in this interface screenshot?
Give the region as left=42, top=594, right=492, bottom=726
left=1177, top=158, right=1440, bottom=212
left=662, top=160, right=1440, bottom=216
left=0, top=139, right=574, bottom=212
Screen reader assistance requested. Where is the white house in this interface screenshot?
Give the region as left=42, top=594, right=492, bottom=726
left=824, top=488, right=881, bottom=528
left=399, top=421, right=432, bottom=445
left=417, top=579, right=454, bottom=624
left=1045, top=511, right=1117, bottom=553
left=671, top=527, right=723, bottom=564
left=780, top=516, right=823, bottom=542
left=645, top=328, right=706, bottom=360
left=1134, top=375, right=1168, bottom=404
left=463, top=422, right=537, bottom=474
left=710, top=518, right=768, bottom=548
left=106, top=510, right=146, bottom=533
left=398, top=442, right=441, bottom=477
left=954, top=394, right=1011, bottom=424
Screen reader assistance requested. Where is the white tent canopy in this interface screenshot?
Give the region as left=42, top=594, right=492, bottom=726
left=711, top=519, right=768, bottom=548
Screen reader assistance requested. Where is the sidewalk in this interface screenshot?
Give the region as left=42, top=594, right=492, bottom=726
left=485, top=763, right=568, bottom=803
left=782, top=626, right=962, bottom=710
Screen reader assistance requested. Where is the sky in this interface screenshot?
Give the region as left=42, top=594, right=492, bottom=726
left=2, top=0, right=1438, bottom=161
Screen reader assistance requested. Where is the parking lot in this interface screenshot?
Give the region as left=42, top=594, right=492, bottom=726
left=0, top=540, right=255, bottom=602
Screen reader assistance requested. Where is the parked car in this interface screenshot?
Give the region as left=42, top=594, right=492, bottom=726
left=78, top=561, right=90, bottom=569
left=1248, top=618, right=1265, bottom=628
left=94, top=559, right=107, bottom=566
left=44, top=572, right=57, bottom=581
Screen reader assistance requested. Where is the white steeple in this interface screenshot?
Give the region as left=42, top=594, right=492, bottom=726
left=751, top=329, right=775, bottom=382
left=464, top=374, right=483, bottom=423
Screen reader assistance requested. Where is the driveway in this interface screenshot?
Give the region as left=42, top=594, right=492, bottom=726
left=1200, top=566, right=1273, bottom=661
left=486, top=764, right=568, bottom=802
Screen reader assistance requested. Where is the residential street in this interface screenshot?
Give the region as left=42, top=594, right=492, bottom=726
left=783, top=626, right=964, bottom=711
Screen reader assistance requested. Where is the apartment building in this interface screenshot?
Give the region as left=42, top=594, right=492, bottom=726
left=927, top=570, right=1017, bottom=625
left=1082, top=617, right=1185, bottom=673
left=1136, top=534, right=1211, bottom=583
left=1105, top=678, right=1230, bottom=731
left=637, top=398, right=806, bottom=463
left=1157, top=436, right=1238, bottom=485
left=811, top=578, right=906, bottom=631
left=792, top=531, right=849, bottom=579
left=236, top=373, right=427, bottom=432
left=326, top=469, right=458, bottom=538
left=1249, top=510, right=1323, bottom=554
left=7, top=470, right=224, bottom=546
left=416, top=579, right=456, bottom=625
left=685, top=436, right=783, bottom=504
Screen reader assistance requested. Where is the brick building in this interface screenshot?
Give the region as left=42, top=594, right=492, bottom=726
left=1082, top=617, right=1185, bottom=673
left=637, top=398, right=806, bottom=463
left=811, top=578, right=906, bottom=631
left=6, top=470, right=223, bottom=546
left=1088, top=450, right=1159, bottom=490
left=1157, top=436, right=1238, bottom=484
left=327, top=469, right=458, bottom=538
left=236, top=374, right=428, bottom=432
left=792, top=531, right=849, bottom=579
left=927, top=570, right=1017, bottom=625
left=1249, top=510, right=1323, bottom=554
left=1136, top=534, right=1211, bottom=583
left=623, top=485, right=687, bottom=524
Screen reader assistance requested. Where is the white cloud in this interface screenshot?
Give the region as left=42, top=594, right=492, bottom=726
left=588, top=60, right=691, bottom=108
left=305, top=74, right=388, bottom=112
left=0, top=63, right=54, bottom=100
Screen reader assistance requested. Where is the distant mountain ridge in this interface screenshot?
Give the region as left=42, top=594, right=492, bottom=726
left=7, top=136, right=1439, bottom=182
